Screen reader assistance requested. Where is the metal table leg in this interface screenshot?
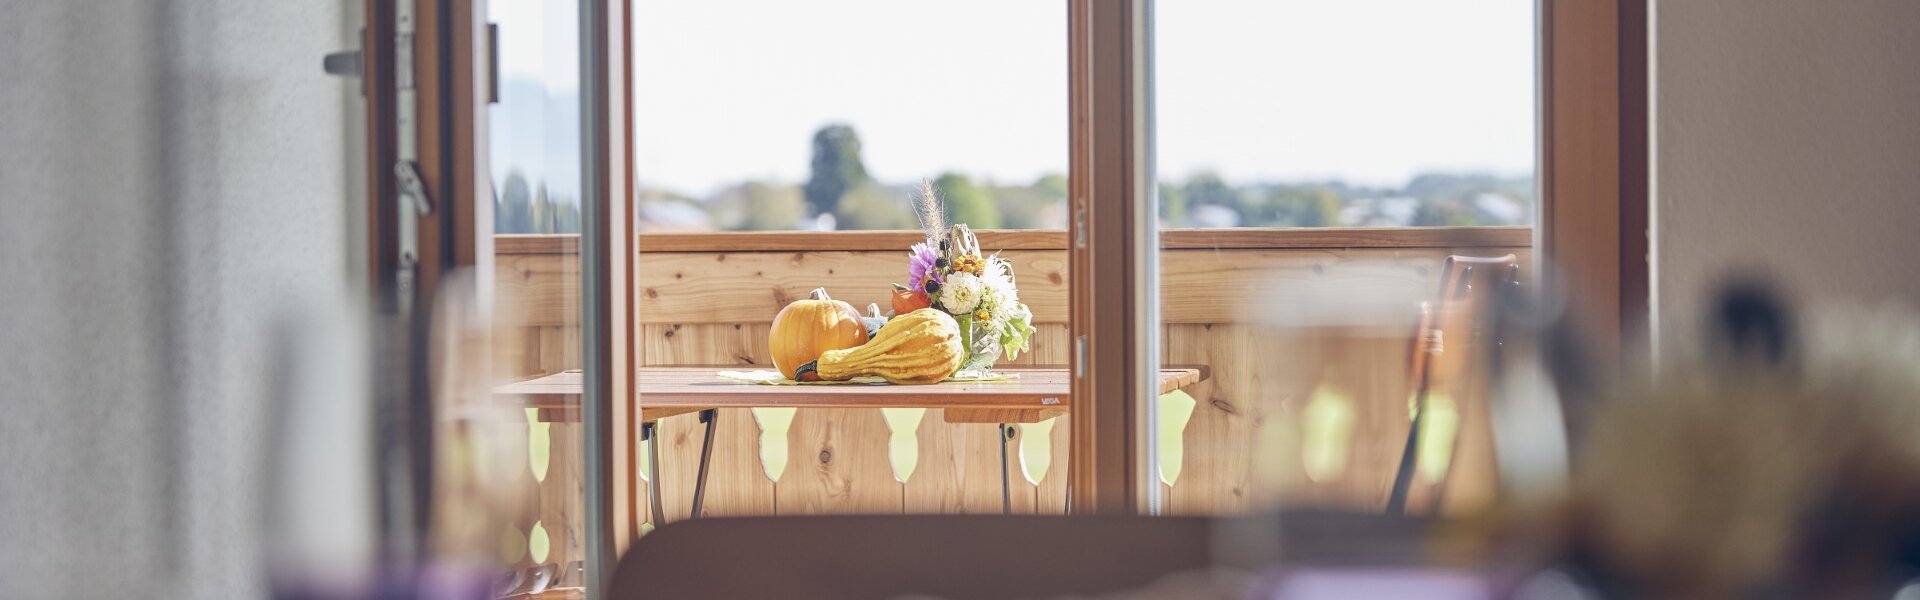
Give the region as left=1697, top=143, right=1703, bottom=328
left=999, top=423, right=1014, bottom=514
left=690, top=409, right=719, bottom=519
left=642, top=421, right=665, bottom=526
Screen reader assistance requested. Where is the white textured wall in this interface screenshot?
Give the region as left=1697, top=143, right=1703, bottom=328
left=0, top=0, right=353, bottom=596
left=1654, top=0, right=1920, bottom=334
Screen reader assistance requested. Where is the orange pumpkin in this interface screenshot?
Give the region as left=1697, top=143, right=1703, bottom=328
left=890, top=283, right=932, bottom=315
left=769, top=288, right=869, bottom=380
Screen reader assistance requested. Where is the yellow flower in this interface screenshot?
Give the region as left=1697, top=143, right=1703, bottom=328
left=974, top=308, right=990, bottom=321
left=952, top=254, right=987, bottom=276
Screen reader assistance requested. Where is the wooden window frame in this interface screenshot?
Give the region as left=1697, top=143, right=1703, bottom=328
left=1542, top=0, right=1651, bottom=366
left=1061, top=0, right=1650, bottom=514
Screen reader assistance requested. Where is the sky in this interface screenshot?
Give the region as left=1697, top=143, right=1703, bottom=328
left=491, top=0, right=1535, bottom=196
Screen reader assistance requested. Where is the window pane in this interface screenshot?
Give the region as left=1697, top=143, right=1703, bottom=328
left=491, top=0, right=583, bottom=234
left=631, top=1, right=1067, bottom=231
left=483, top=0, right=591, bottom=595
left=1154, top=0, right=1535, bottom=228
left=1145, top=0, right=1536, bottom=518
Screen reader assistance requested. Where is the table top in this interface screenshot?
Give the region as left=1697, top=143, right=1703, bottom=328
left=495, top=366, right=1207, bottom=424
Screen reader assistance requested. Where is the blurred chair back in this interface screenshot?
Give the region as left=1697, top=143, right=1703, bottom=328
left=608, top=511, right=1450, bottom=599
left=608, top=515, right=1212, bottom=599
left=1385, top=255, right=1519, bottom=515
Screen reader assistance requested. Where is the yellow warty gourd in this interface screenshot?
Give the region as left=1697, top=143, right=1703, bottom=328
left=797, top=309, right=963, bottom=384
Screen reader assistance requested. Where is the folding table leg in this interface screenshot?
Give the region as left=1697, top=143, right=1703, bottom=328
left=642, top=421, right=665, bottom=526
left=999, top=423, right=1014, bottom=514
left=690, top=409, right=719, bottom=519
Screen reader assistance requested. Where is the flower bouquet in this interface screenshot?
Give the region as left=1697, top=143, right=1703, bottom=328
left=891, top=182, right=1036, bottom=373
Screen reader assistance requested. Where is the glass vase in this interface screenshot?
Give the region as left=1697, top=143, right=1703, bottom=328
left=954, top=315, right=1002, bottom=373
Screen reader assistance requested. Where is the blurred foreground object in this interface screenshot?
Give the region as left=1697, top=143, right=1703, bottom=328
left=1543, top=284, right=1920, bottom=597
left=263, top=273, right=521, bottom=599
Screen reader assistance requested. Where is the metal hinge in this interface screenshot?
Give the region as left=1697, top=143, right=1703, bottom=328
left=1074, top=335, right=1088, bottom=379
left=394, top=160, right=433, bottom=216
left=1074, top=200, right=1088, bottom=248
left=487, top=23, right=500, bottom=104
left=394, top=1, right=421, bottom=314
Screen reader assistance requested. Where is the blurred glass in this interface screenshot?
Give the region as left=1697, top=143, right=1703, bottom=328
left=629, top=0, right=1068, bottom=232
left=1154, top=0, right=1535, bottom=228
left=484, top=0, right=588, bottom=597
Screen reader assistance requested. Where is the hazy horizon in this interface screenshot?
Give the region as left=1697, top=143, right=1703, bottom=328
left=491, top=0, right=1535, bottom=201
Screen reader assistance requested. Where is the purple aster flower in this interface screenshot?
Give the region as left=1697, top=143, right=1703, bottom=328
left=909, top=239, right=944, bottom=288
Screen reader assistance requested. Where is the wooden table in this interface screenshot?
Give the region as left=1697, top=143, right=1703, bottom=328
left=494, top=366, right=1207, bottom=519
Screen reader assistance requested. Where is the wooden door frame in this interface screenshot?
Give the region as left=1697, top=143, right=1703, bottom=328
left=359, top=0, right=482, bottom=551
left=1067, top=0, right=1156, bottom=515
left=360, top=0, right=480, bottom=307
left=582, top=0, right=638, bottom=579
left=359, top=0, right=637, bottom=583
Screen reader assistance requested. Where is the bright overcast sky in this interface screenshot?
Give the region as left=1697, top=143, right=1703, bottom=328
left=494, top=0, right=1534, bottom=195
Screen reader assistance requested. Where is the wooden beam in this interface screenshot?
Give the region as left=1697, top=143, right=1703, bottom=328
left=1617, top=0, right=1650, bottom=360
left=637, top=230, right=1069, bottom=253
left=363, top=0, right=397, bottom=301
left=630, top=226, right=1531, bottom=253
left=1542, top=0, right=1649, bottom=363
left=619, top=247, right=1527, bottom=326
left=617, top=0, right=641, bottom=554
left=1068, top=0, right=1152, bottom=515
left=578, top=0, right=631, bottom=584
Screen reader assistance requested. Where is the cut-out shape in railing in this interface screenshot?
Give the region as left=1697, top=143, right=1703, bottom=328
left=527, top=408, right=550, bottom=483
left=1017, top=417, right=1058, bottom=485
left=529, top=520, right=550, bottom=565
left=1302, top=385, right=1356, bottom=483
left=1157, top=390, right=1198, bottom=486
left=880, top=407, right=927, bottom=483
left=1417, top=392, right=1459, bottom=484
left=751, top=407, right=798, bottom=483
left=499, top=524, right=527, bottom=565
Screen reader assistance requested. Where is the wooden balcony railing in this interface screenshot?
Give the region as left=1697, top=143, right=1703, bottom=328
left=493, top=227, right=1531, bottom=547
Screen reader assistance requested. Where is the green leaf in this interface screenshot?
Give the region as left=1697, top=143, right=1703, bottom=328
left=998, top=304, right=1035, bottom=361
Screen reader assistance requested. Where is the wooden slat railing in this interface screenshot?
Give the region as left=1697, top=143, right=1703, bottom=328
left=493, top=228, right=1531, bottom=540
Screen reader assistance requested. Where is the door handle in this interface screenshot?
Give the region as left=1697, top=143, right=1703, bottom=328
left=323, top=49, right=363, bottom=78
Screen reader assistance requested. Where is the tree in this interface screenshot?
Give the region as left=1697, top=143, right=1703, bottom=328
left=531, top=184, right=555, bottom=233
left=1157, top=182, right=1187, bottom=226
left=835, top=183, right=918, bottom=230
left=1259, top=185, right=1342, bottom=227
left=991, top=184, right=1055, bottom=229
left=497, top=171, right=532, bottom=233
left=1412, top=199, right=1479, bottom=227
left=935, top=172, right=1002, bottom=229
left=1181, top=172, right=1242, bottom=210
left=804, top=124, right=868, bottom=217
left=552, top=197, right=581, bottom=233
left=731, top=181, right=805, bottom=231
left=1032, top=172, right=1068, bottom=198
left=1181, top=171, right=1244, bottom=225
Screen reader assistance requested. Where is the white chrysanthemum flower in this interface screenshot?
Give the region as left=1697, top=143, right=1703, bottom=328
left=984, top=282, right=1017, bottom=327
left=940, top=272, right=984, bottom=315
